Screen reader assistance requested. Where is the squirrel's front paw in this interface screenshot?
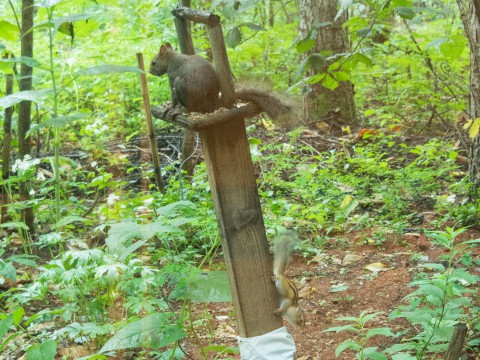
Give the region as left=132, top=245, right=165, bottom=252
left=273, top=308, right=281, bottom=315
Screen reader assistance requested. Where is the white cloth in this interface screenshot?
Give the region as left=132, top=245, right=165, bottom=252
left=237, top=327, right=296, bottom=360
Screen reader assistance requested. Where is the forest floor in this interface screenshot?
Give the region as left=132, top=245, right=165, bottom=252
left=186, top=227, right=480, bottom=360
left=2, top=125, right=480, bottom=360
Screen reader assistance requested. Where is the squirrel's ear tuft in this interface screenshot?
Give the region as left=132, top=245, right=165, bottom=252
left=160, top=44, right=168, bottom=54
left=165, top=42, right=173, bottom=49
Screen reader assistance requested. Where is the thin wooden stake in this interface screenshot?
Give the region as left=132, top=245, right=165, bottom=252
left=136, top=53, right=165, bottom=194
left=446, top=323, right=467, bottom=360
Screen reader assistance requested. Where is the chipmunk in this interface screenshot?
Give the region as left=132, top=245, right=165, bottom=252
left=273, top=232, right=306, bottom=327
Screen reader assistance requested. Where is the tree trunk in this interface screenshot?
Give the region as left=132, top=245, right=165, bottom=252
left=297, top=0, right=355, bottom=126
left=18, top=0, right=35, bottom=235
left=456, top=0, right=480, bottom=198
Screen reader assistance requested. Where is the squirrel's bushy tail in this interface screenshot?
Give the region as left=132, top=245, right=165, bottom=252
left=235, top=83, right=296, bottom=122
left=273, top=231, right=298, bottom=276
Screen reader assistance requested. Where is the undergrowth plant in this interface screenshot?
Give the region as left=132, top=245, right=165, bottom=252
left=325, top=227, right=480, bottom=359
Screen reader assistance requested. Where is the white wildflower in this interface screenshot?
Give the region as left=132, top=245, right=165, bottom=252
left=107, top=193, right=120, bottom=206
left=36, top=171, right=46, bottom=181
left=12, top=155, right=40, bottom=173
left=29, top=189, right=35, bottom=196
left=91, top=161, right=97, bottom=168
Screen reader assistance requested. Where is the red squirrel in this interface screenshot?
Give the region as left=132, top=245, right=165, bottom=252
left=149, top=43, right=294, bottom=120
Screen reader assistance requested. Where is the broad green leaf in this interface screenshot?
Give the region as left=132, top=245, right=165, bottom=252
left=226, top=26, right=242, bottom=48
left=25, top=340, right=57, bottom=360
left=468, top=118, right=480, bottom=138
left=203, top=345, right=239, bottom=355
left=0, top=313, right=14, bottom=340
left=36, top=0, right=64, bottom=8
left=0, top=20, right=18, bottom=41
left=364, top=349, right=387, bottom=360
left=334, top=71, right=350, bottom=82
left=0, top=262, right=16, bottom=280
left=322, top=74, right=339, bottom=90
left=27, top=114, right=86, bottom=136
left=75, top=65, right=142, bottom=77
left=243, top=22, right=266, bottom=31
left=295, top=38, right=315, bottom=54
left=335, top=340, right=360, bottom=357
left=105, top=221, right=184, bottom=259
left=55, top=216, right=88, bottom=228
left=394, top=6, right=415, bottom=20
left=1, top=57, right=42, bottom=68
left=308, top=53, right=327, bottom=71
left=99, top=315, right=185, bottom=352
left=186, top=271, right=232, bottom=302
left=340, top=195, right=358, bottom=217
left=0, top=89, right=52, bottom=109
left=324, top=324, right=356, bottom=333
left=440, top=34, right=466, bottom=61
left=418, top=262, right=445, bottom=272
left=391, top=354, right=417, bottom=360
left=12, top=307, right=25, bottom=326
left=0, top=221, right=30, bottom=230
left=366, top=327, right=396, bottom=339
left=51, top=14, right=92, bottom=33
left=7, top=254, right=39, bottom=267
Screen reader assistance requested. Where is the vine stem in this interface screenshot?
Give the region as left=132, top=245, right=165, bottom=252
left=46, top=6, right=61, bottom=226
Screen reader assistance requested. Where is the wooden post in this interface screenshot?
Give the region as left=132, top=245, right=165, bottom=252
left=136, top=53, right=165, bottom=194
left=445, top=323, right=467, bottom=360
left=162, top=7, right=283, bottom=338
left=199, top=118, right=282, bottom=337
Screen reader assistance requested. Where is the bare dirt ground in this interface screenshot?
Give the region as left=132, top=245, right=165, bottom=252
left=187, top=227, right=480, bottom=360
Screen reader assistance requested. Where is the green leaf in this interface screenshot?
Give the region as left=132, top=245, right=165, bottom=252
left=366, top=327, right=396, bottom=339
left=330, top=283, right=349, bottom=292
left=12, top=307, right=25, bottom=326
left=324, top=324, right=357, bottom=333
left=1, top=57, right=41, bottom=68
left=243, top=22, right=266, bottom=31
left=0, top=89, right=53, bottom=109
left=335, top=340, right=360, bottom=357
left=0, top=221, right=30, bottom=230
left=0, top=261, right=16, bottom=280
left=322, top=74, right=338, bottom=90
left=51, top=14, right=92, bottom=33
left=439, top=34, right=466, bottom=61
left=203, top=345, right=239, bottom=355
left=308, top=53, right=327, bottom=71
left=55, top=216, right=88, bottom=228
left=27, top=113, right=86, bottom=136
left=395, top=6, right=415, bottom=20
left=36, top=0, right=64, bottom=8
left=0, top=313, right=14, bottom=340
left=295, top=38, right=316, bottom=54
left=99, top=315, right=185, bottom=352
left=186, top=271, right=232, bottom=302
left=226, top=26, right=242, bottom=48
left=7, top=254, right=39, bottom=267
left=75, top=65, right=142, bottom=76
left=104, top=221, right=184, bottom=259
left=0, top=20, right=18, bottom=41
left=25, top=340, right=57, bottom=360
left=418, top=263, right=445, bottom=272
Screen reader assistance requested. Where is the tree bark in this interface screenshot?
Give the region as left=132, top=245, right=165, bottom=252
left=297, top=0, right=355, bottom=126
left=18, top=0, right=35, bottom=235
left=456, top=0, right=480, bottom=198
